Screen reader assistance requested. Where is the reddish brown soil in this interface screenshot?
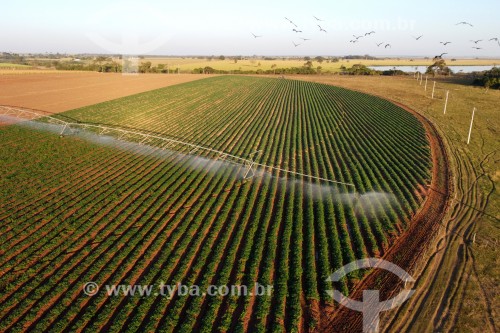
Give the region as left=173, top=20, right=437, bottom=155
left=317, top=99, right=452, bottom=332
left=0, top=73, right=208, bottom=113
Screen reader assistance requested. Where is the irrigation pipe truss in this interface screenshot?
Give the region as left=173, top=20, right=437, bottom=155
left=0, top=105, right=355, bottom=188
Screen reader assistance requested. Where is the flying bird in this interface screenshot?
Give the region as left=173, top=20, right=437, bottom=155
left=349, top=40, right=359, bottom=43
left=313, top=15, right=324, bottom=21
left=376, top=42, right=384, bottom=47
left=435, top=52, right=448, bottom=58
left=365, top=31, right=375, bottom=36
left=440, top=41, right=452, bottom=45
left=300, top=37, right=311, bottom=41
left=285, top=17, right=298, bottom=27
left=385, top=44, right=391, bottom=48
left=318, top=25, right=327, bottom=33
left=292, top=41, right=301, bottom=47
left=489, top=37, right=500, bottom=46
left=353, top=34, right=363, bottom=40
left=472, top=47, right=482, bottom=50
left=456, top=21, right=473, bottom=27
left=470, top=39, right=483, bottom=44
left=292, top=29, right=303, bottom=33
left=413, top=35, right=423, bottom=40
left=251, top=33, right=262, bottom=38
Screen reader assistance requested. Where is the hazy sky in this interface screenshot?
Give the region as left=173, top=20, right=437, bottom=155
left=1, top=0, right=499, bottom=57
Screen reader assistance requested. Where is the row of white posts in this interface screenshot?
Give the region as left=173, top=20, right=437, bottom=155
left=414, top=72, right=476, bottom=144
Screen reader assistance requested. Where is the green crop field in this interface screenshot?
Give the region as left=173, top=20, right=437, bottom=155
left=0, top=76, right=432, bottom=332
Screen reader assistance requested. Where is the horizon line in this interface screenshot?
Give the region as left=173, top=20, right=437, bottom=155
left=2, top=51, right=500, bottom=60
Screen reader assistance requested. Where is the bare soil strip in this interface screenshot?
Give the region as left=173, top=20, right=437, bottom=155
left=0, top=73, right=208, bottom=113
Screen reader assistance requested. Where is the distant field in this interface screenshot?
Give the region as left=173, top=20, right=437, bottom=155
left=138, top=57, right=500, bottom=72
left=0, top=63, right=33, bottom=68
left=0, top=76, right=432, bottom=332
left=6, top=57, right=500, bottom=74
left=0, top=63, right=37, bottom=72
left=0, top=72, right=208, bottom=112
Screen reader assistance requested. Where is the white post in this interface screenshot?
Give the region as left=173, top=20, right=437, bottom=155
left=420, top=74, right=423, bottom=85
left=424, top=76, right=428, bottom=91
left=431, top=81, right=436, bottom=99
left=443, top=90, right=449, bottom=114
left=467, top=107, right=476, bottom=144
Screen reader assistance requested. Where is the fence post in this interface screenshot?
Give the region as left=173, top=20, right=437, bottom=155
left=467, top=107, right=476, bottom=144
left=443, top=90, right=449, bottom=114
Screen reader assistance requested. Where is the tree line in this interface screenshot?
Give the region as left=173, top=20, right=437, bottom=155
left=473, top=67, right=500, bottom=89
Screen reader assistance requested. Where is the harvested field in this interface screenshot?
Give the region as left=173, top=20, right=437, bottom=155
left=0, top=72, right=208, bottom=113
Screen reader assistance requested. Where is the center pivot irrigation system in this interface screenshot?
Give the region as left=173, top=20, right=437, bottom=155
left=0, top=105, right=356, bottom=189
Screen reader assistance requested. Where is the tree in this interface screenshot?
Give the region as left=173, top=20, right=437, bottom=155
left=314, top=56, right=325, bottom=64
left=203, top=66, right=215, bottom=74
left=139, top=61, right=152, bottom=73
left=304, top=60, right=313, bottom=69
left=101, top=62, right=119, bottom=72
left=473, top=67, right=500, bottom=89
left=271, top=64, right=277, bottom=74
left=426, top=59, right=452, bottom=76
left=94, top=56, right=111, bottom=72
left=219, top=55, right=225, bottom=60
left=345, top=64, right=377, bottom=75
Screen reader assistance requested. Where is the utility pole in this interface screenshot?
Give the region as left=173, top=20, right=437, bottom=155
left=467, top=107, right=476, bottom=144
left=443, top=90, right=449, bottom=114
